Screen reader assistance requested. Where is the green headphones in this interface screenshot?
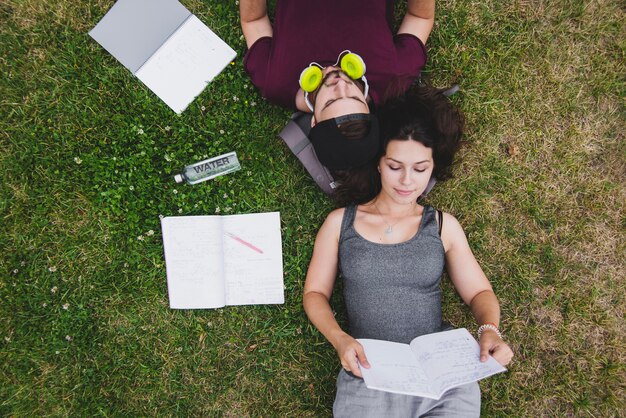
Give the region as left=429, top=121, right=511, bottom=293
left=299, top=50, right=369, bottom=112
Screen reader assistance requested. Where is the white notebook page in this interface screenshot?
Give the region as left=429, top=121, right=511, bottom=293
left=222, top=212, right=284, bottom=305
left=161, top=216, right=225, bottom=309
left=359, top=339, right=432, bottom=396
left=136, top=15, right=237, bottom=113
left=411, top=328, right=506, bottom=396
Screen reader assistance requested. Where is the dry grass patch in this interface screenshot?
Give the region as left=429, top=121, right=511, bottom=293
left=6, top=0, right=112, bottom=31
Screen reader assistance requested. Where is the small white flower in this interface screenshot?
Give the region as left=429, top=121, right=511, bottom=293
left=55, top=350, right=60, bottom=354
left=164, top=126, right=171, bottom=132
left=4, top=336, right=10, bottom=342
left=65, top=335, right=73, bottom=341
left=48, top=266, right=57, bottom=273
left=129, top=185, right=135, bottom=191
left=223, top=193, right=228, bottom=199
left=250, top=101, right=256, bottom=107
left=74, top=157, right=82, bottom=164
left=124, top=263, right=129, bottom=268
left=194, top=203, right=198, bottom=208
left=233, top=96, right=239, bottom=102
left=51, top=286, right=58, bottom=294
left=219, top=129, right=225, bottom=134
left=247, top=171, right=252, bottom=176
left=201, top=106, right=206, bottom=111
left=42, top=303, right=47, bottom=307
left=62, top=303, right=69, bottom=310
left=158, top=214, right=164, bottom=220
left=244, top=84, right=249, bottom=89
left=13, top=269, right=18, bottom=274
left=164, top=154, right=172, bottom=162
left=146, top=230, right=154, bottom=236
left=137, top=235, right=144, bottom=241
left=20, top=261, right=26, bottom=266
left=173, top=189, right=178, bottom=194
left=178, top=208, right=183, bottom=214
left=138, top=128, right=144, bottom=135
left=215, top=207, right=221, bottom=213
left=224, top=206, right=232, bottom=212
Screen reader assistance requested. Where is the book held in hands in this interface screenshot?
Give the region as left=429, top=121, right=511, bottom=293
left=358, top=328, right=507, bottom=399
left=161, top=212, right=284, bottom=309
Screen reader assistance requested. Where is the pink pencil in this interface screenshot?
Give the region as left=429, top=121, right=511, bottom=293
left=225, top=232, right=264, bottom=254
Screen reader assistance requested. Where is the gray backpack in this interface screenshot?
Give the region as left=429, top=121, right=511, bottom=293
left=278, top=112, right=337, bottom=195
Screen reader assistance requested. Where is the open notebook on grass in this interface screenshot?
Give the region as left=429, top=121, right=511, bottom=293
left=161, top=212, right=284, bottom=309
left=358, top=328, right=506, bottom=399
left=89, top=0, right=236, bottom=113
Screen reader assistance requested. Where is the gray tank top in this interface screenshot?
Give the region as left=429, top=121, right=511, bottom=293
left=338, top=204, right=445, bottom=344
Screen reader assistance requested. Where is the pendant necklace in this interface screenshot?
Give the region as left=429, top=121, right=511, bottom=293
left=372, top=201, right=402, bottom=235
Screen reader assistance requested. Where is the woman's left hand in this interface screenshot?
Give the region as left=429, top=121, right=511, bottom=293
left=479, top=329, right=513, bottom=366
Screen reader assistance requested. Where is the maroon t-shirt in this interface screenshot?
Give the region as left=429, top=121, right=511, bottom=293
left=243, top=0, right=427, bottom=110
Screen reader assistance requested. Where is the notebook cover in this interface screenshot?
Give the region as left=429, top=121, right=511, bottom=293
left=89, top=0, right=191, bottom=73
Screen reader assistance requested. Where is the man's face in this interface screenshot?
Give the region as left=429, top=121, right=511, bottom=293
left=312, top=66, right=369, bottom=123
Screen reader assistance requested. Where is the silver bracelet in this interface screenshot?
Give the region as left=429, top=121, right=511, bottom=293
left=477, top=323, right=502, bottom=339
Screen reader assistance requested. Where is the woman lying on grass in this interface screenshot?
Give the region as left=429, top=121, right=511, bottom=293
left=303, top=86, right=513, bottom=417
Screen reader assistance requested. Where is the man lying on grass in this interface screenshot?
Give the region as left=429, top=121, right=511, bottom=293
left=239, top=0, right=435, bottom=172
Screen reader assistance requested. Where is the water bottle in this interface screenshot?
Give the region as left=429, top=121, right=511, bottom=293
left=174, top=151, right=241, bottom=185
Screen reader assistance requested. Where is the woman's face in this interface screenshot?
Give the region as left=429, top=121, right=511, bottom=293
left=378, top=139, right=434, bottom=204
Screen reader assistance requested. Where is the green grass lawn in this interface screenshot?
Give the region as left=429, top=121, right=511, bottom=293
left=1, top=0, right=624, bottom=416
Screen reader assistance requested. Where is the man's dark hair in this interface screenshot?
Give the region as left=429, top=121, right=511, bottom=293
left=337, top=118, right=370, bottom=140
left=309, top=114, right=379, bottom=170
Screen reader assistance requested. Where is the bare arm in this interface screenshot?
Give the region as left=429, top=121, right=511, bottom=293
left=398, top=0, right=435, bottom=44
left=303, top=209, right=370, bottom=377
left=239, top=0, right=273, bottom=48
left=441, top=212, right=514, bottom=366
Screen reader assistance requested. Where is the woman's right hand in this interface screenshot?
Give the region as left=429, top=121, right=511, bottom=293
left=334, top=333, right=370, bottom=378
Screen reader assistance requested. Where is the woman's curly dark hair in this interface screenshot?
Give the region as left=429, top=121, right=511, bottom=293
left=331, top=83, right=464, bottom=207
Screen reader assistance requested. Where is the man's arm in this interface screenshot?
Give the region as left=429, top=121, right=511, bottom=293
left=397, top=0, right=435, bottom=44
left=240, top=0, right=273, bottom=48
